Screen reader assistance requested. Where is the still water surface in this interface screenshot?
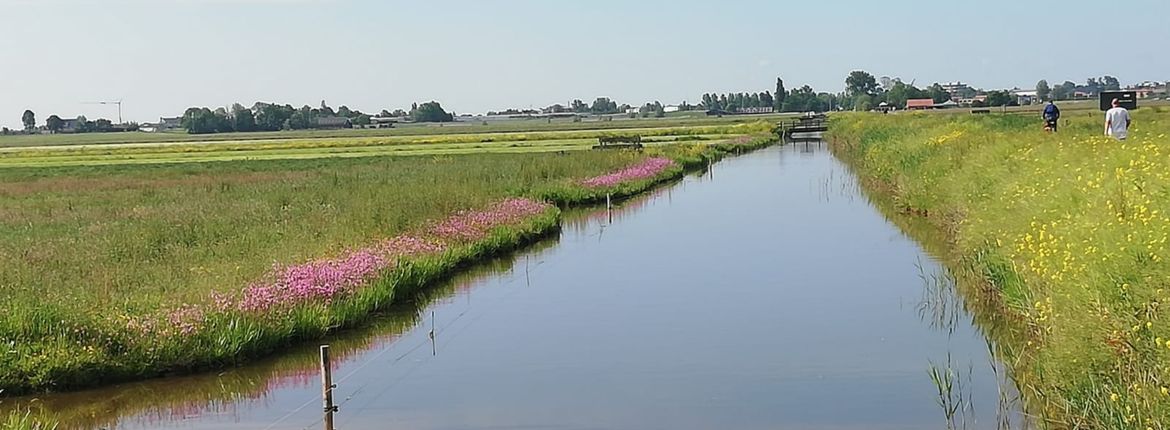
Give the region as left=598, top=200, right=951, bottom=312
left=13, top=143, right=1018, bottom=429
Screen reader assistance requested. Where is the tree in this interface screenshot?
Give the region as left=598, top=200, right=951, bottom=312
left=845, top=71, right=879, bottom=97
left=94, top=118, right=112, bottom=130
left=760, top=91, right=774, bottom=109
left=411, top=101, right=454, bottom=122
left=287, top=105, right=315, bottom=130
left=319, top=100, right=335, bottom=117
left=337, top=105, right=353, bottom=118
left=353, top=114, right=371, bottom=126
left=570, top=99, right=589, bottom=113
left=182, top=107, right=216, bottom=134
left=233, top=108, right=257, bottom=132
left=21, top=110, right=35, bottom=131
left=985, top=90, right=1015, bottom=107
left=46, top=115, right=64, bottom=133
left=928, top=83, right=950, bottom=103
left=1053, top=81, right=1077, bottom=100
left=882, top=81, right=927, bottom=109
left=1036, top=80, right=1051, bottom=101
left=1102, top=76, right=1121, bottom=91
left=774, top=78, right=786, bottom=111
left=590, top=97, right=618, bottom=114
left=256, top=104, right=294, bottom=131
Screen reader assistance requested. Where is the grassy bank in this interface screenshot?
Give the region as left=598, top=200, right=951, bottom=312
left=0, top=131, right=777, bottom=397
left=828, top=108, right=1170, bottom=428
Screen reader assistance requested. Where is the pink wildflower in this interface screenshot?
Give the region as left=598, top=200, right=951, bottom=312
left=580, top=157, right=676, bottom=188
left=227, top=198, right=550, bottom=313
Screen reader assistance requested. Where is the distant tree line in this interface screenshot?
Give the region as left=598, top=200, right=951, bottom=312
left=6, top=109, right=137, bottom=135
left=1037, top=76, right=1121, bottom=101
left=180, top=100, right=454, bottom=134
left=700, top=91, right=775, bottom=112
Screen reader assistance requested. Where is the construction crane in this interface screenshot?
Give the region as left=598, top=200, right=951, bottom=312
left=83, top=100, right=123, bottom=124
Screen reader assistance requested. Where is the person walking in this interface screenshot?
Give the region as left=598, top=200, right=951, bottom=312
left=1042, top=100, right=1061, bottom=132
left=1105, top=98, right=1131, bottom=140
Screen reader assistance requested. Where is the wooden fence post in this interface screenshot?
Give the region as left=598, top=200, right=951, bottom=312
left=320, top=345, right=336, bottom=430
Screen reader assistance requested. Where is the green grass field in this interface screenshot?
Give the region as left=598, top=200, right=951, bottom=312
left=0, top=113, right=789, bottom=148
left=0, top=117, right=777, bottom=397
left=0, top=121, right=771, bottom=168
left=829, top=107, right=1170, bottom=428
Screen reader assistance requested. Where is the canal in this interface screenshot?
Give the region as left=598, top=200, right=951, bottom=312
left=10, top=142, right=1020, bottom=429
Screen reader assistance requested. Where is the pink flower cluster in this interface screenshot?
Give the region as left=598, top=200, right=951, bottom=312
left=167, top=305, right=206, bottom=336
left=212, top=198, right=551, bottom=315
left=237, top=249, right=388, bottom=312
left=430, top=198, right=550, bottom=241
left=580, top=157, right=676, bottom=188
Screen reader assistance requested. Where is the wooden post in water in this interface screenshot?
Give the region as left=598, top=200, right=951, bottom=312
left=606, top=193, right=613, bottom=223
left=320, top=345, right=336, bottom=430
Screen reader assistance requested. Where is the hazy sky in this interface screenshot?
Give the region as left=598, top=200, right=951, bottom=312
left=1, top=0, right=1168, bottom=128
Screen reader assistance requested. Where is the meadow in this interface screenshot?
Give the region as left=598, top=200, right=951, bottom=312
left=0, top=120, right=777, bottom=398
left=828, top=108, right=1170, bottom=428
left=0, top=114, right=787, bottom=148
left=0, top=122, right=769, bottom=168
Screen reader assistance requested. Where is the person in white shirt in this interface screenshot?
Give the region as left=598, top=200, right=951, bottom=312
left=1105, top=98, right=1131, bottom=140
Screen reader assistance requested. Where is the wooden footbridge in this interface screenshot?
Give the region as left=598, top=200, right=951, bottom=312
left=777, top=114, right=828, bottom=138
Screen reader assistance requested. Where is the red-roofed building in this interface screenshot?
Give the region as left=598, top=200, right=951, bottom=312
left=906, top=99, right=935, bottom=110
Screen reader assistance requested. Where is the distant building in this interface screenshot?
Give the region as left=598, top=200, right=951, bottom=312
left=958, top=95, right=988, bottom=106
left=663, top=105, right=680, bottom=113
left=50, top=117, right=82, bottom=133
left=906, top=99, right=935, bottom=110
left=159, top=117, right=183, bottom=131
left=313, top=116, right=352, bottom=129
left=935, top=100, right=961, bottom=109
left=1012, top=89, right=1039, bottom=105
left=940, top=82, right=975, bottom=100
left=735, top=107, right=774, bottom=114
left=1128, top=82, right=1167, bottom=98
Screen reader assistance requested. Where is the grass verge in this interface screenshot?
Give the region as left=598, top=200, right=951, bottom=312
left=828, top=108, right=1170, bottom=428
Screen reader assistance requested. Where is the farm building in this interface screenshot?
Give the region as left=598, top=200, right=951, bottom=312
left=906, top=99, right=935, bottom=110
left=313, top=116, right=352, bottom=129
left=159, top=117, right=183, bottom=131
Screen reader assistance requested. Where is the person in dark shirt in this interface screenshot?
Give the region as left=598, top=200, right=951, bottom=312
left=1042, top=101, right=1061, bottom=132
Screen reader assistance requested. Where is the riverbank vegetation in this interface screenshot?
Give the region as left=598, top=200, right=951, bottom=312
left=829, top=108, right=1170, bottom=428
left=0, top=128, right=777, bottom=397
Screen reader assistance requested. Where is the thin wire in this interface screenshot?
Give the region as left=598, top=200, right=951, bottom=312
left=333, top=306, right=479, bottom=428
left=274, top=253, right=554, bottom=429
left=260, top=394, right=321, bottom=430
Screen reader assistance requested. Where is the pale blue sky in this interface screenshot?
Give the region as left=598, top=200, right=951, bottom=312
left=1, top=0, right=1168, bottom=128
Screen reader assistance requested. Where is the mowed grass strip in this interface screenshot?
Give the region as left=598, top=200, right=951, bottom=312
left=828, top=108, right=1170, bottom=428
left=0, top=115, right=778, bottom=148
